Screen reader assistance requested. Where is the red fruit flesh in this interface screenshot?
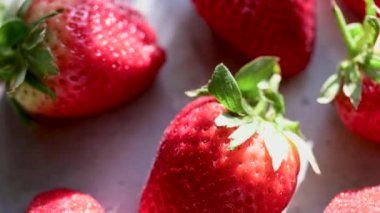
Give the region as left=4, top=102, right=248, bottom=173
left=335, top=77, right=380, bottom=143
left=343, top=0, right=380, bottom=19
left=324, top=185, right=380, bottom=212
left=19, top=0, right=165, bottom=118
left=192, top=0, right=315, bottom=78
left=140, top=97, right=300, bottom=213
left=26, top=188, right=104, bottom=213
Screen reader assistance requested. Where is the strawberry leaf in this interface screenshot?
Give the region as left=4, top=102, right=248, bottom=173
left=0, top=18, right=29, bottom=47
left=342, top=65, right=362, bottom=109
left=8, top=58, right=27, bottom=92
left=258, top=122, right=290, bottom=172
left=215, top=113, right=248, bottom=128
left=31, top=9, right=64, bottom=28
left=185, top=85, right=209, bottom=97
left=208, top=64, right=249, bottom=115
left=26, top=47, right=58, bottom=77
left=363, top=16, right=380, bottom=46
left=25, top=73, right=56, bottom=100
left=228, top=119, right=260, bottom=150
left=0, top=64, right=16, bottom=80
left=348, top=23, right=364, bottom=41
left=263, top=90, right=285, bottom=115
left=235, top=56, right=280, bottom=104
left=22, top=27, right=46, bottom=50
left=284, top=131, right=321, bottom=174
left=17, top=0, right=32, bottom=19
left=276, top=117, right=302, bottom=136
left=317, top=74, right=341, bottom=104
left=0, top=3, right=5, bottom=24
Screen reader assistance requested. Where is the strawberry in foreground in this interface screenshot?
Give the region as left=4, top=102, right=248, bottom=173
left=343, top=0, right=380, bottom=19
left=324, top=185, right=380, bottom=212
left=192, top=0, right=316, bottom=78
left=318, top=0, right=380, bottom=143
left=140, top=57, right=320, bottom=212
left=26, top=188, right=104, bottom=213
left=0, top=0, right=165, bottom=119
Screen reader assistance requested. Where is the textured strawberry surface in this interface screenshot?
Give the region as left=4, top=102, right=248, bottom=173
left=335, top=77, right=380, bottom=143
left=15, top=0, right=165, bottom=118
left=192, top=0, right=315, bottom=78
left=140, top=97, right=300, bottom=213
left=343, top=0, right=380, bottom=18
left=324, top=185, right=380, bottom=212
left=26, top=189, right=104, bottom=213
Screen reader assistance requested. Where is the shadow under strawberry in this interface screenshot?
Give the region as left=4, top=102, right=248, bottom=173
left=0, top=78, right=175, bottom=212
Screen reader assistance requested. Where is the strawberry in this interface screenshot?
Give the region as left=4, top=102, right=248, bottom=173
left=318, top=0, right=380, bottom=143
left=343, top=0, right=380, bottom=19
left=26, top=188, right=104, bottom=213
left=0, top=0, right=165, bottom=118
left=324, top=185, right=380, bottom=212
left=191, top=0, right=316, bottom=78
left=140, top=57, right=320, bottom=212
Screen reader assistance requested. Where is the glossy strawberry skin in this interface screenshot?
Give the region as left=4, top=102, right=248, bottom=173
left=26, top=188, right=104, bottom=213
left=343, top=0, right=380, bottom=18
left=14, top=0, right=165, bottom=118
left=324, top=185, right=380, bottom=212
left=335, top=77, right=380, bottom=143
left=140, top=97, right=300, bottom=213
left=192, top=0, right=315, bottom=78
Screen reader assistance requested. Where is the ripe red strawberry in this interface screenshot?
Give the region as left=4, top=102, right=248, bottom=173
left=192, top=0, right=316, bottom=78
left=140, top=57, right=320, bottom=212
left=0, top=0, right=165, bottom=118
left=318, top=0, right=380, bottom=143
left=26, top=188, right=104, bottom=213
left=343, top=0, right=380, bottom=18
left=324, top=185, right=380, bottom=212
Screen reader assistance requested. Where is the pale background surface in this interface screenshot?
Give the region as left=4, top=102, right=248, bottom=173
left=1, top=0, right=380, bottom=212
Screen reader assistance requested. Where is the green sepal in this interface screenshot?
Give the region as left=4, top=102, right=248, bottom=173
left=235, top=56, right=280, bottom=105
left=0, top=18, right=29, bottom=47
left=215, top=113, right=249, bottom=128
left=0, top=65, right=16, bottom=80
left=342, top=64, right=362, bottom=109
left=185, top=85, right=209, bottom=97
left=8, top=62, right=27, bottom=92
left=17, top=0, right=32, bottom=19
left=0, top=3, right=5, bottom=24
left=31, top=8, right=64, bottom=28
left=317, top=74, right=341, bottom=104
left=275, top=116, right=302, bottom=136
left=23, top=27, right=46, bottom=50
left=228, top=119, right=260, bottom=150
left=24, top=73, right=56, bottom=100
left=208, top=64, right=250, bottom=115
left=25, top=47, right=58, bottom=77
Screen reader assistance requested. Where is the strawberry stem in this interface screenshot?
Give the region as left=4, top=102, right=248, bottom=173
left=333, top=1, right=357, bottom=58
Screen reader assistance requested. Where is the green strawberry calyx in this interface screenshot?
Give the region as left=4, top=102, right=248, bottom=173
left=318, top=0, right=380, bottom=108
left=187, top=56, right=320, bottom=174
left=0, top=0, right=63, bottom=102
